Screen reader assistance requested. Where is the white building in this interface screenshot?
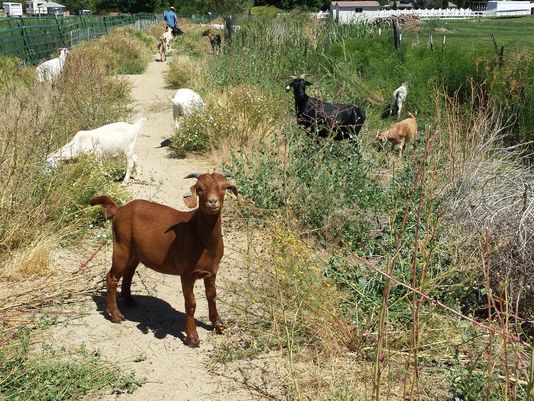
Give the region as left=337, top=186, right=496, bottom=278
left=330, top=1, right=381, bottom=22
left=26, top=0, right=48, bottom=15
left=486, top=0, right=534, bottom=15
left=3, top=2, right=23, bottom=16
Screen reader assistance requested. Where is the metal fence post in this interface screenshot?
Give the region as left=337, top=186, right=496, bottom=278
left=55, top=15, right=66, bottom=47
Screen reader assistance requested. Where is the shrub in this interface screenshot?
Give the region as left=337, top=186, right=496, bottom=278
left=164, top=55, right=197, bottom=88
left=81, top=26, right=151, bottom=75
left=172, top=84, right=282, bottom=155
left=250, top=6, right=282, bottom=19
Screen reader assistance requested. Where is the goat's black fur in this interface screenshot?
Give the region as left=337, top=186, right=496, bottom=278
left=202, top=29, right=221, bottom=55
left=286, top=78, right=365, bottom=140
left=171, top=27, right=184, bottom=36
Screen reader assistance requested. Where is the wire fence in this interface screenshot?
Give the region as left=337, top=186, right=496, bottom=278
left=0, top=13, right=159, bottom=65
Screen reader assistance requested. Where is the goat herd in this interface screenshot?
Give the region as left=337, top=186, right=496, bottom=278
left=35, top=29, right=417, bottom=348
left=157, top=24, right=221, bottom=60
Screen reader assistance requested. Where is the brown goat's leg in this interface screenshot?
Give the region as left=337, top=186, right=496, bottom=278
left=204, top=275, right=224, bottom=334
left=121, top=259, right=140, bottom=308
left=181, top=275, right=200, bottom=348
left=106, top=269, right=125, bottom=323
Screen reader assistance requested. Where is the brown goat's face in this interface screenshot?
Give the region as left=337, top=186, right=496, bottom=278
left=184, top=173, right=238, bottom=214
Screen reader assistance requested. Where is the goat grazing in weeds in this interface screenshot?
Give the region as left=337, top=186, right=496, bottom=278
left=286, top=75, right=366, bottom=140
left=47, top=117, right=145, bottom=183
left=202, top=29, right=221, bottom=55
left=90, top=172, right=237, bottom=348
left=376, top=112, right=417, bottom=157
left=390, top=82, right=408, bottom=118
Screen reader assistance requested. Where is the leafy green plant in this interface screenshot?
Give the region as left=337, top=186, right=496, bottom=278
left=0, top=329, right=140, bottom=401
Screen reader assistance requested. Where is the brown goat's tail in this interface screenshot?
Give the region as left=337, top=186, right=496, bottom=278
left=407, top=112, right=415, bottom=120
left=90, top=195, right=119, bottom=219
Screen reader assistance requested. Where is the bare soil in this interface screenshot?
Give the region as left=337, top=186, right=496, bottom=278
left=50, top=56, right=269, bottom=400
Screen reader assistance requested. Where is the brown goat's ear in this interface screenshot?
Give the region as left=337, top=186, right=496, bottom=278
left=183, top=185, right=198, bottom=208
left=226, top=184, right=238, bottom=197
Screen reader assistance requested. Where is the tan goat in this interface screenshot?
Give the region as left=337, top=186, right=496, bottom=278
left=376, top=112, right=417, bottom=157
left=158, top=35, right=167, bottom=62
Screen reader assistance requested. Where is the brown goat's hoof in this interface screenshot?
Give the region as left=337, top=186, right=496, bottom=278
left=214, top=320, right=225, bottom=334
left=185, top=334, right=200, bottom=348
left=108, top=310, right=125, bottom=323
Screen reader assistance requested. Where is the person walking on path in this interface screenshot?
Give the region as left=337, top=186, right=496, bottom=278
left=164, top=6, right=178, bottom=29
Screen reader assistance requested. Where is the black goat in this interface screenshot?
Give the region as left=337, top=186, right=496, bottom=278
left=171, top=26, right=184, bottom=36
left=285, top=76, right=365, bottom=140
left=202, top=29, right=221, bottom=55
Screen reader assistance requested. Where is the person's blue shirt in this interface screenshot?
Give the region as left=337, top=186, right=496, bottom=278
left=164, top=11, right=177, bottom=27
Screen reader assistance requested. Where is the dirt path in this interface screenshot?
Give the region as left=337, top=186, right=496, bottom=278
left=51, top=57, right=258, bottom=401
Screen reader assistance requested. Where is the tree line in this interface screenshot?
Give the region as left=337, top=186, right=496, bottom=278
left=54, top=0, right=326, bottom=14
left=42, top=0, right=479, bottom=15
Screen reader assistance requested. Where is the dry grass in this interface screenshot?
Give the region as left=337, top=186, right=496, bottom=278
left=164, top=54, right=201, bottom=88
left=432, top=88, right=534, bottom=320
left=1, top=236, right=58, bottom=279
left=0, top=30, right=133, bottom=275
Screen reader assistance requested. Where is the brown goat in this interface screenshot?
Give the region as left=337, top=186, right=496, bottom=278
left=158, top=35, right=167, bottom=62
left=89, top=172, right=237, bottom=348
left=376, top=112, right=417, bottom=157
left=202, top=29, right=221, bottom=55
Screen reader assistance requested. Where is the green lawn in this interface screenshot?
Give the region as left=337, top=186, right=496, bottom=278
left=403, top=16, right=534, bottom=53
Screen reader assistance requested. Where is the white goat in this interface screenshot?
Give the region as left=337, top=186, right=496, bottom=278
left=390, top=82, right=408, bottom=118
left=161, top=27, right=173, bottom=53
left=36, top=48, right=69, bottom=84
left=171, top=89, right=204, bottom=129
left=211, top=23, right=225, bottom=30
left=47, top=117, right=146, bottom=183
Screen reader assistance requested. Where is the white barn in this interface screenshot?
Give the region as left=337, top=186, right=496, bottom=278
left=486, top=0, right=534, bottom=15
left=330, top=1, right=381, bottom=22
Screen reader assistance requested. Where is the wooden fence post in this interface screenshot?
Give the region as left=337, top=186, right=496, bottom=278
left=490, top=34, right=504, bottom=66
left=429, top=35, right=433, bottom=52
left=392, top=17, right=400, bottom=49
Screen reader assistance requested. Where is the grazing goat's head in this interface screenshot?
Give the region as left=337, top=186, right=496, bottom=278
left=375, top=129, right=389, bottom=148
left=285, top=75, right=312, bottom=97
left=183, top=172, right=238, bottom=214
left=202, top=29, right=212, bottom=37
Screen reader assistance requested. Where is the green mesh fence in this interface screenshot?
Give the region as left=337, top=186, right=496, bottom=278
left=0, top=13, right=159, bottom=64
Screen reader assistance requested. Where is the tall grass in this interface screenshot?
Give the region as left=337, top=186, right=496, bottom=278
left=0, top=23, right=152, bottom=273
left=168, top=15, right=534, bottom=400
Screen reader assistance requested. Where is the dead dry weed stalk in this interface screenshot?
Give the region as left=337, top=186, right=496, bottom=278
left=437, top=87, right=534, bottom=321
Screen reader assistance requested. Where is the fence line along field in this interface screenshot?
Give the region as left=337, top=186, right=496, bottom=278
left=0, top=12, right=533, bottom=401
left=0, top=13, right=159, bottom=64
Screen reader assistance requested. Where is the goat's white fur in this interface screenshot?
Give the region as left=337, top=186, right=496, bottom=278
left=36, top=48, right=69, bottom=84
left=171, top=89, right=204, bottom=129
left=47, top=117, right=146, bottom=183
left=390, top=82, right=408, bottom=119
left=161, top=27, right=173, bottom=52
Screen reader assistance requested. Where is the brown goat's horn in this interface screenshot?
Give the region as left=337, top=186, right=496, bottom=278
left=221, top=172, right=233, bottom=178
left=184, top=173, right=202, bottom=179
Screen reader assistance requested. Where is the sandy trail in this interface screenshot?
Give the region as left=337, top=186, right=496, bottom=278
left=51, top=56, right=256, bottom=401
